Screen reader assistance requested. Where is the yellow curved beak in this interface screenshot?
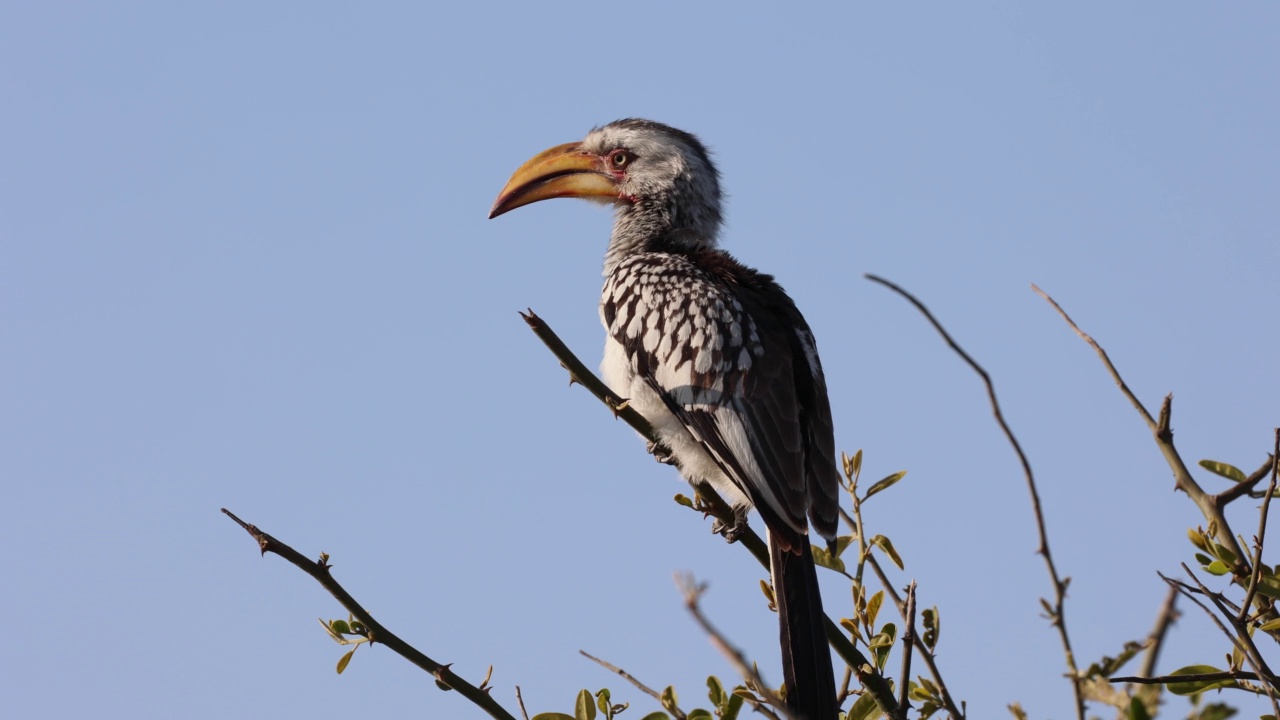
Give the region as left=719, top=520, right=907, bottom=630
left=489, top=142, right=620, bottom=219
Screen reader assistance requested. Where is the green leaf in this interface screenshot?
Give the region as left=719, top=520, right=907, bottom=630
left=723, top=690, right=744, bottom=720
left=687, top=710, right=713, bottom=720
left=331, top=619, right=351, bottom=634
left=843, top=450, right=864, bottom=483
left=870, top=623, right=897, bottom=670
left=760, top=579, right=775, bottom=607
left=846, top=691, right=884, bottom=720
left=864, top=470, right=907, bottom=501
left=870, top=534, right=905, bottom=570
left=922, top=606, right=939, bottom=649
left=674, top=494, right=694, bottom=508
left=1086, top=640, right=1147, bottom=677
left=871, top=623, right=897, bottom=648
left=336, top=648, right=356, bottom=674
left=1127, top=696, right=1152, bottom=720
left=1211, top=542, right=1239, bottom=565
left=1204, top=560, right=1231, bottom=576
left=706, top=677, right=725, bottom=708
left=1199, top=460, right=1246, bottom=483
left=1188, top=528, right=1209, bottom=552
left=1260, top=575, right=1280, bottom=599
left=1167, top=665, right=1236, bottom=695
left=660, top=686, right=678, bottom=712
left=866, top=590, right=884, bottom=629
left=1190, top=703, right=1238, bottom=720
left=576, top=689, right=596, bottom=720
left=833, top=535, right=855, bottom=558
left=841, top=617, right=864, bottom=644
left=812, top=544, right=846, bottom=572
left=596, top=689, right=611, bottom=717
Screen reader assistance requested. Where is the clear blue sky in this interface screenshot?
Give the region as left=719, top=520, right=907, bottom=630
left=4, top=3, right=1277, bottom=718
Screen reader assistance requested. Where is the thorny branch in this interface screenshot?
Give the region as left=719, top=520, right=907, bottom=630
left=520, top=308, right=901, bottom=718
left=1032, top=288, right=1249, bottom=561
left=1034, top=285, right=1279, bottom=621
left=897, top=582, right=918, bottom=715
left=221, top=508, right=518, bottom=720
left=867, top=274, right=1084, bottom=720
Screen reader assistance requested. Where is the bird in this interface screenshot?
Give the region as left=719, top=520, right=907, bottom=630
left=490, top=119, right=840, bottom=720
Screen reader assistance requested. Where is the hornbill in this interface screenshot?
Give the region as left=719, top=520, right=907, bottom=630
left=490, top=119, right=840, bottom=720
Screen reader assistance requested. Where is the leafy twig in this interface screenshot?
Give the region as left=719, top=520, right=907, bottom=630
left=1240, top=430, right=1280, bottom=622
left=221, top=508, right=517, bottom=720
left=1031, top=286, right=1246, bottom=566
left=579, top=651, right=688, bottom=720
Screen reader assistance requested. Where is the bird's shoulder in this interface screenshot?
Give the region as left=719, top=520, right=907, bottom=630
left=600, top=249, right=812, bottom=392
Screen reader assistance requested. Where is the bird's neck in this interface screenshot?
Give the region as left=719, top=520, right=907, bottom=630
left=603, top=198, right=719, bottom=275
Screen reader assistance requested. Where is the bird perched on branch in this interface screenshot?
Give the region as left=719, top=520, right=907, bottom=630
left=490, top=119, right=840, bottom=719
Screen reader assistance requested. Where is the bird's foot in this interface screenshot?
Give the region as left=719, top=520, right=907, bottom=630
left=606, top=395, right=631, bottom=418
left=646, top=440, right=676, bottom=465
left=711, top=506, right=751, bottom=544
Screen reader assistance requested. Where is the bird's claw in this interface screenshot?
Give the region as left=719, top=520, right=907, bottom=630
left=607, top=395, right=631, bottom=418
left=711, top=506, right=750, bottom=544
left=647, top=440, right=676, bottom=465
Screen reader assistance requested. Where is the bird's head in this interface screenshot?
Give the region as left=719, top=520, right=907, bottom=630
left=490, top=119, right=723, bottom=259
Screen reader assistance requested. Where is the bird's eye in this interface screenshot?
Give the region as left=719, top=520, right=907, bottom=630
left=609, top=150, right=632, bottom=168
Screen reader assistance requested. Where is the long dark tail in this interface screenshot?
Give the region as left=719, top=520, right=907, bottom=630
left=772, top=535, right=838, bottom=720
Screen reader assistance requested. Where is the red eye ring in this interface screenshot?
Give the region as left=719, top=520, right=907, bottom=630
left=608, top=149, right=633, bottom=169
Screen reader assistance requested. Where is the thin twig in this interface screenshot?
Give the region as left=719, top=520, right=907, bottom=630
left=1113, top=671, right=1260, bottom=685
left=1217, top=456, right=1279, bottom=505
left=1240, top=430, right=1280, bottom=622
left=221, top=508, right=518, bottom=720
left=521, top=309, right=901, bottom=717
left=1135, top=586, right=1180, bottom=682
left=853, top=538, right=965, bottom=720
left=515, top=686, right=530, bottom=720
left=677, top=574, right=787, bottom=720
left=1031, top=286, right=1244, bottom=565
left=869, top=274, right=1083, bottom=720
left=1161, top=567, right=1280, bottom=715
left=897, top=582, right=917, bottom=714
left=580, top=651, right=685, bottom=720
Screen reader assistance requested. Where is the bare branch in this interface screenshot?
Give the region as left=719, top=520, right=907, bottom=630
left=869, top=274, right=1082, bottom=720
left=677, top=574, right=788, bottom=720
left=1031, top=286, right=1246, bottom=567
left=515, top=686, right=530, bottom=720
left=1136, top=586, right=1180, bottom=681
left=221, top=508, right=518, bottom=720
